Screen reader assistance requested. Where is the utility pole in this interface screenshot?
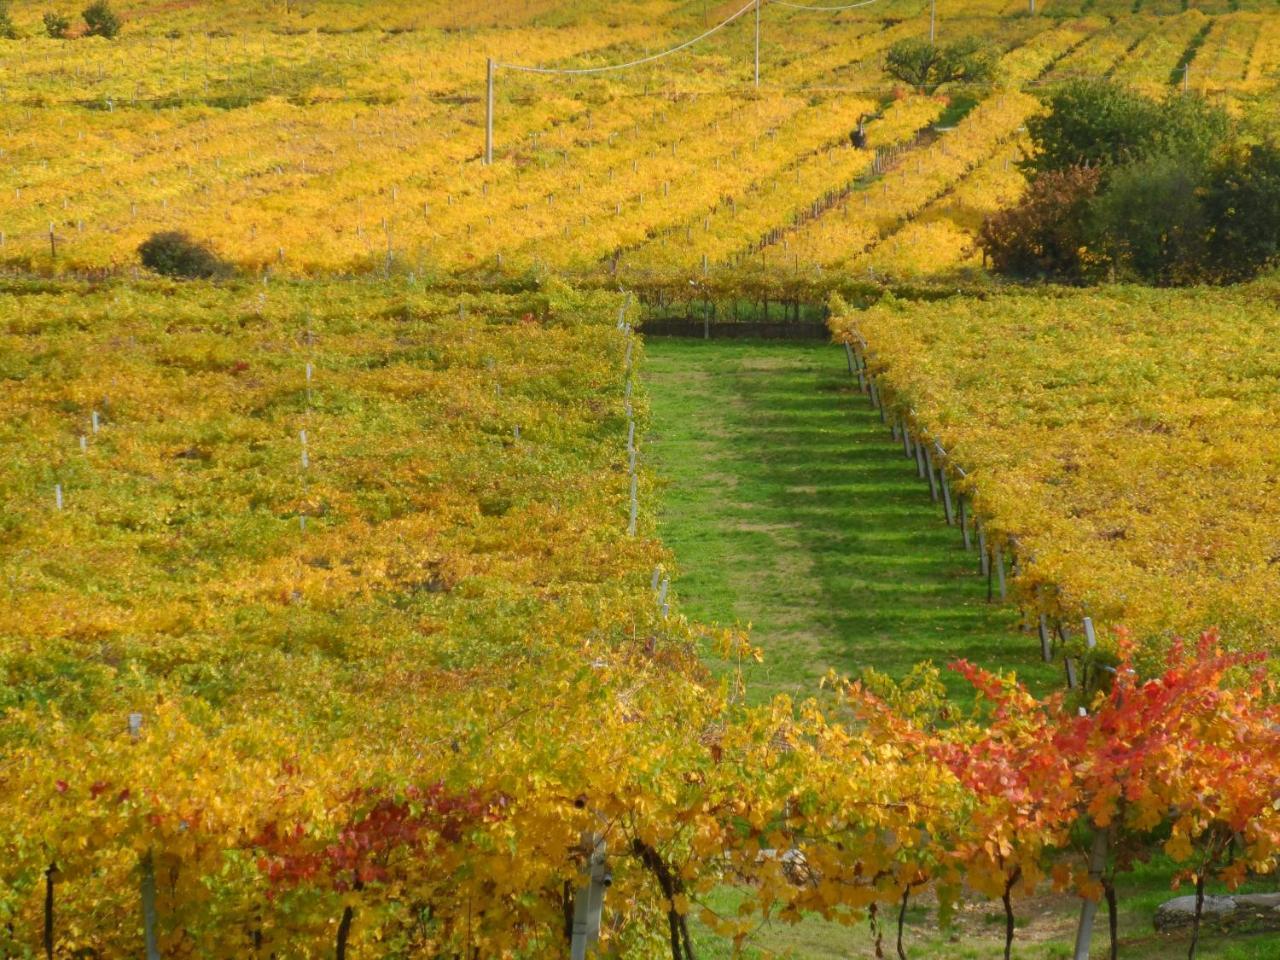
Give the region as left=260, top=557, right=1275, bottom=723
left=1029, top=0, right=1036, bottom=14
left=1183, top=61, right=1190, bottom=92
left=754, top=0, right=761, bottom=88
left=484, top=57, right=495, bottom=165
left=929, top=0, right=936, bottom=43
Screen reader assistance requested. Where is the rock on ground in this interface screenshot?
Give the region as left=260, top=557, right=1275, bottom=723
left=1153, top=893, right=1280, bottom=933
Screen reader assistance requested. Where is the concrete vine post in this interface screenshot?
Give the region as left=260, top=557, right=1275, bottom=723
left=126, top=713, right=161, bottom=960
left=569, top=834, right=609, bottom=960
left=484, top=58, right=495, bottom=166
left=1072, top=617, right=1107, bottom=960
left=939, top=464, right=955, bottom=523
left=923, top=446, right=939, bottom=502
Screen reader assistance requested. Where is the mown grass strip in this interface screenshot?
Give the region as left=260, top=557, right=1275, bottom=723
left=643, top=337, right=1057, bottom=704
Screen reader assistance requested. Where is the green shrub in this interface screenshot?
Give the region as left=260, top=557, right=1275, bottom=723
left=138, top=232, right=230, bottom=279
left=985, top=78, right=1268, bottom=286
left=81, top=0, right=119, bottom=37
left=43, top=11, right=71, bottom=37
left=1087, top=154, right=1207, bottom=284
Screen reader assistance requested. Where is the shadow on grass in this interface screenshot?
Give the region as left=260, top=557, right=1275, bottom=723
left=645, top=337, right=1280, bottom=960
left=644, top=337, right=1057, bottom=704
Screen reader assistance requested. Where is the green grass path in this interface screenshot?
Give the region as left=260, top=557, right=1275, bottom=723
left=642, top=337, right=1280, bottom=960
left=643, top=337, right=1055, bottom=703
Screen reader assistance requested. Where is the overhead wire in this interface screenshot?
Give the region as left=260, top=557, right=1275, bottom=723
left=495, top=0, right=887, bottom=76
left=495, top=0, right=758, bottom=75
left=770, top=0, right=885, bottom=10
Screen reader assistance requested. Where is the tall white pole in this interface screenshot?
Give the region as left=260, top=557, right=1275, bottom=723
left=929, top=0, right=936, bottom=43
left=485, top=57, right=495, bottom=165
left=754, top=0, right=761, bottom=88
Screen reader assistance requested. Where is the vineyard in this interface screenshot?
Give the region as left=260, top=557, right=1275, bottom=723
left=0, top=280, right=718, bottom=955
left=3, top=285, right=1279, bottom=959
left=4, top=0, right=1280, bottom=957
left=2, top=0, right=1280, bottom=295
left=830, top=281, right=1280, bottom=663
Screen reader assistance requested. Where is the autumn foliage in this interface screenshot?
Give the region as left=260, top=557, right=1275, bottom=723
left=978, top=164, right=1102, bottom=279
left=835, top=631, right=1280, bottom=959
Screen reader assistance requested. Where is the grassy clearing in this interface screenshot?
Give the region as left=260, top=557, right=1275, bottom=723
left=643, top=336, right=1055, bottom=704
left=693, top=871, right=1280, bottom=960
left=642, top=337, right=1280, bottom=960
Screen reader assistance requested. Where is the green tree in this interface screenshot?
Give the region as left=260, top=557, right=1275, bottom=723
left=1152, top=90, right=1231, bottom=170
left=1024, top=80, right=1223, bottom=176
left=1087, top=154, right=1207, bottom=284
left=883, top=37, right=996, bottom=92
left=43, top=10, right=71, bottom=37
left=1025, top=79, right=1228, bottom=175
left=1201, top=141, right=1280, bottom=283
left=81, top=0, right=119, bottom=37
left=0, top=2, right=17, bottom=39
left=1025, top=80, right=1158, bottom=173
